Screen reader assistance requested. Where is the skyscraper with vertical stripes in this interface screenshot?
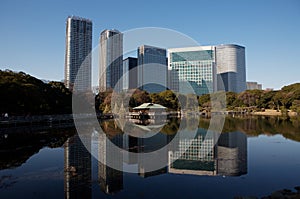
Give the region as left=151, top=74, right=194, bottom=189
left=64, top=16, right=92, bottom=91
left=99, top=29, right=123, bottom=92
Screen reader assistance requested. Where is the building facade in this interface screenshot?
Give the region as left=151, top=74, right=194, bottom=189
left=99, top=29, right=123, bottom=92
left=216, top=44, right=246, bottom=93
left=247, top=81, right=262, bottom=90
left=64, top=16, right=92, bottom=91
left=123, top=57, right=138, bottom=90
left=137, top=45, right=167, bottom=93
left=167, top=69, right=179, bottom=92
left=168, top=46, right=217, bottom=95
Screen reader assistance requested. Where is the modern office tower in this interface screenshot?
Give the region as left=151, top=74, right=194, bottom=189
left=98, top=133, right=123, bottom=194
left=99, top=29, right=123, bottom=92
left=64, top=135, right=91, bottom=199
left=64, top=16, right=92, bottom=91
left=123, top=57, right=138, bottom=90
left=247, top=81, right=262, bottom=90
left=137, top=45, right=167, bottom=93
left=168, top=46, right=217, bottom=95
left=216, top=44, right=246, bottom=93
left=217, top=132, right=247, bottom=176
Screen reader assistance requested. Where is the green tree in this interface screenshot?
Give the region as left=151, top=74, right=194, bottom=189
left=0, top=70, right=72, bottom=115
left=291, top=100, right=300, bottom=115
left=129, top=89, right=151, bottom=108
left=257, top=91, right=276, bottom=109
left=198, top=94, right=210, bottom=107
left=158, top=90, right=179, bottom=110
left=237, top=90, right=263, bottom=107
left=226, top=92, right=237, bottom=109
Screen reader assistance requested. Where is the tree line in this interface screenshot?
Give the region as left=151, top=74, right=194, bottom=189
left=0, top=70, right=72, bottom=116
left=198, top=83, right=300, bottom=114
left=1, top=70, right=299, bottom=116
left=96, top=83, right=300, bottom=115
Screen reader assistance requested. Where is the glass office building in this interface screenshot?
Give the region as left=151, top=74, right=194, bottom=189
left=137, top=45, right=167, bottom=93
left=168, top=46, right=217, bottom=95
left=123, top=57, right=138, bottom=90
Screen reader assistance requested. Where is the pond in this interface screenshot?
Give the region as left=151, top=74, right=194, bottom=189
left=0, top=116, right=300, bottom=199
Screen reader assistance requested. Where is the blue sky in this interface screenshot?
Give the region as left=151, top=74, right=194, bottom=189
left=0, top=0, right=299, bottom=89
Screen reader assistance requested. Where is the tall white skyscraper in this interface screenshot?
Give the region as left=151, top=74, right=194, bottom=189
left=99, top=29, right=123, bottom=92
left=64, top=16, right=92, bottom=91
left=216, top=44, right=246, bottom=93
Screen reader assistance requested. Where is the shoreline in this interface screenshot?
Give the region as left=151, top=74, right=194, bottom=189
left=250, top=109, right=298, bottom=117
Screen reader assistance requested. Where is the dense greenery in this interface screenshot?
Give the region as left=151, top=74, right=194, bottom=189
left=95, top=89, right=181, bottom=113
left=95, top=83, right=300, bottom=115
left=1, top=69, right=299, bottom=116
left=198, top=83, right=300, bottom=114
left=0, top=70, right=72, bottom=115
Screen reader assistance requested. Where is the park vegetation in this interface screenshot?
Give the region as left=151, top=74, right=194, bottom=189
left=95, top=83, right=300, bottom=116
left=1, top=70, right=299, bottom=116
left=0, top=70, right=72, bottom=116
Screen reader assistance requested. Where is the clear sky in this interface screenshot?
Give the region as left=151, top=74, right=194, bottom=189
left=0, top=0, right=299, bottom=90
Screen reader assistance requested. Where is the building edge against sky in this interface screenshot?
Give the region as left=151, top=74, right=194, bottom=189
left=168, top=44, right=246, bottom=95
left=63, top=15, right=246, bottom=95
left=246, top=81, right=262, bottom=90
left=137, top=45, right=168, bottom=93
left=216, top=44, right=246, bottom=93
left=99, top=29, right=123, bottom=92
left=168, top=46, right=217, bottom=95
left=64, top=16, right=92, bottom=91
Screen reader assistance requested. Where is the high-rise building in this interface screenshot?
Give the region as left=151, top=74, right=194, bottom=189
left=99, top=29, right=123, bottom=92
left=216, top=44, right=246, bottom=93
left=123, top=57, right=138, bottom=90
left=64, top=16, right=92, bottom=91
left=247, top=81, right=262, bottom=90
left=168, top=46, right=217, bottom=95
left=137, top=45, right=167, bottom=93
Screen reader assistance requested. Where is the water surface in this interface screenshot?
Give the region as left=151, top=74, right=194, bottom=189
left=0, top=116, right=300, bottom=199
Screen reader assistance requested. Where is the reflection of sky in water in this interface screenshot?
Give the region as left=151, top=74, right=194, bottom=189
left=1, top=122, right=300, bottom=198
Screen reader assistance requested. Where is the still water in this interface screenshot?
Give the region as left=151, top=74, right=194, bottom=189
left=0, top=116, right=300, bottom=199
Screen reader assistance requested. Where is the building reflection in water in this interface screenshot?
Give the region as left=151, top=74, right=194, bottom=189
left=98, top=132, right=123, bottom=194
left=217, top=132, right=247, bottom=176
left=168, top=129, right=247, bottom=176
left=64, top=119, right=248, bottom=196
left=64, top=134, right=92, bottom=199
left=137, top=132, right=169, bottom=178
left=168, top=128, right=218, bottom=176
